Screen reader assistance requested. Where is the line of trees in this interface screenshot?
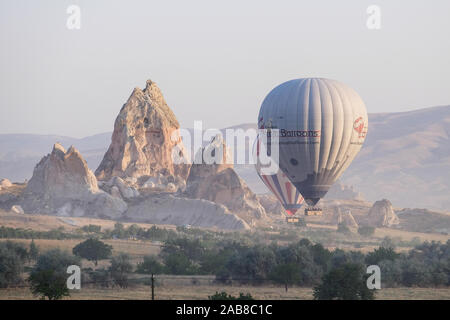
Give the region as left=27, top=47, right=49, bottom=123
left=1, top=236, right=449, bottom=299
left=144, top=237, right=450, bottom=291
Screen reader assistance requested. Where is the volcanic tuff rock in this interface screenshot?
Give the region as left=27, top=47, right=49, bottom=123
left=325, top=181, right=364, bottom=201
left=331, top=207, right=359, bottom=229
left=10, top=205, right=24, bottom=215
left=21, top=143, right=127, bottom=219
left=0, top=178, right=12, bottom=190
left=126, top=194, right=249, bottom=230
left=367, top=199, right=400, bottom=227
left=95, top=80, right=190, bottom=185
left=185, top=135, right=266, bottom=224
left=257, top=194, right=284, bottom=215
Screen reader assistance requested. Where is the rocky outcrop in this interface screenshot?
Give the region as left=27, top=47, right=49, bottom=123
left=100, top=176, right=140, bottom=200
left=332, top=207, right=358, bottom=229
left=367, top=199, right=400, bottom=227
left=257, top=194, right=283, bottom=215
left=325, top=181, right=364, bottom=201
left=26, top=143, right=99, bottom=197
left=0, top=178, right=12, bottom=190
left=126, top=194, right=249, bottom=230
left=10, top=205, right=24, bottom=215
left=20, top=144, right=127, bottom=219
left=185, top=135, right=266, bottom=224
left=95, top=80, right=190, bottom=186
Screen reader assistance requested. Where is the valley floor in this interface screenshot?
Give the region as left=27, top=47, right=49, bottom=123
left=1, top=285, right=449, bottom=300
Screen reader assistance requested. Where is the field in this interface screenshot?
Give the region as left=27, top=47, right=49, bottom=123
left=1, top=210, right=450, bottom=300
left=1, top=285, right=449, bottom=300
left=0, top=209, right=177, bottom=232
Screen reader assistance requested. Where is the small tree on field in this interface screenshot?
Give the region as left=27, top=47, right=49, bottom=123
left=0, top=241, right=28, bottom=287
left=136, top=255, right=163, bottom=274
left=337, top=223, right=351, bottom=234
left=28, top=249, right=80, bottom=300
left=313, top=263, right=374, bottom=300
left=109, top=253, right=133, bottom=288
left=358, top=226, right=375, bottom=237
left=29, top=239, right=39, bottom=262
left=72, top=238, right=112, bottom=266
left=269, top=263, right=301, bottom=292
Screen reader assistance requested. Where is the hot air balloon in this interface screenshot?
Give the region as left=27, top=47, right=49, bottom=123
left=253, top=135, right=304, bottom=217
left=258, top=78, right=368, bottom=208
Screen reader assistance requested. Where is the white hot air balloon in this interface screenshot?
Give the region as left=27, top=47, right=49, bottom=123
left=258, top=78, right=368, bottom=206
left=253, top=135, right=304, bottom=216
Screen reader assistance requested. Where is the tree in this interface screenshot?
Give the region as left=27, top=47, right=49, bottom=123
left=0, top=241, right=28, bottom=287
left=28, top=249, right=80, bottom=300
left=81, top=224, right=101, bottom=234
left=337, top=223, right=351, bottom=234
left=163, top=252, right=197, bottom=275
left=136, top=255, right=163, bottom=274
left=313, top=263, right=375, bottom=300
left=28, top=239, right=39, bottom=262
left=208, top=291, right=254, bottom=300
left=109, top=253, right=133, bottom=288
left=358, top=226, right=375, bottom=237
left=72, top=238, right=112, bottom=266
left=380, top=237, right=396, bottom=250
left=269, top=263, right=301, bottom=292
left=365, top=247, right=399, bottom=266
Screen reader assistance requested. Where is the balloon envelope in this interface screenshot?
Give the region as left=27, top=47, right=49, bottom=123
left=258, top=78, right=368, bottom=206
left=253, top=135, right=304, bottom=216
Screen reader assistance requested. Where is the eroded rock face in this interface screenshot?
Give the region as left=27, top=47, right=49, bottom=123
left=325, top=181, right=364, bottom=201
left=257, top=194, right=283, bottom=215
left=10, top=205, right=24, bottom=215
left=101, top=176, right=140, bottom=200
left=95, top=80, right=190, bottom=185
left=367, top=199, right=400, bottom=227
left=21, top=144, right=126, bottom=219
left=332, top=207, right=358, bottom=229
left=0, top=178, right=12, bottom=189
left=126, top=194, right=249, bottom=230
left=185, top=135, right=266, bottom=224
left=26, top=143, right=99, bottom=197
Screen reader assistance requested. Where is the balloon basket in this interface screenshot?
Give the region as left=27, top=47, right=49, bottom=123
left=285, top=217, right=299, bottom=223
left=304, top=207, right=322, bottom=216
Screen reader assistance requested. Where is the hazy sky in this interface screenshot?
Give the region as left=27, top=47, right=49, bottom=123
left=1, top=0, right=449, bottom=137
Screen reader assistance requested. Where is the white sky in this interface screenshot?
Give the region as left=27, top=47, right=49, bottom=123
left=0, top=0, right=449, bottom=137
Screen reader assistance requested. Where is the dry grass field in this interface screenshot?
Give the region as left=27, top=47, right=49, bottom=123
left=1, top=285, right=449, bottom=300
left=0, top=209, right=177, bottom=232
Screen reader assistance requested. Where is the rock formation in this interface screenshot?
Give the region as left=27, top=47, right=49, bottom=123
left=95, top=80, right=190, bottom=186
left=257, top=194, right=283, bottom=215
left=0, top=178, right=12, bottom=190
left=126, top=194, right=249, bottom=230
left=332, top=206, right=358, bottom=229
left=100, top=176, right=140, bottom=200
left=367, top=199, right=400, bottom=227
left=21, top=143, right=127, bottom=219
left=10, top=205, right=24, bottom=215
left=325, top=181, right=364, bottom=201
left=185, top=135, right=266, bottom=224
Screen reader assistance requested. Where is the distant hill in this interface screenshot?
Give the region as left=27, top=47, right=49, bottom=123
left=1, top=105, right=449, bottom=211
left=228, top=105, right=450, bottom=211
left=0, top=133, right=111, bottom=182
left=343, top=105, right=450, bottom=211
